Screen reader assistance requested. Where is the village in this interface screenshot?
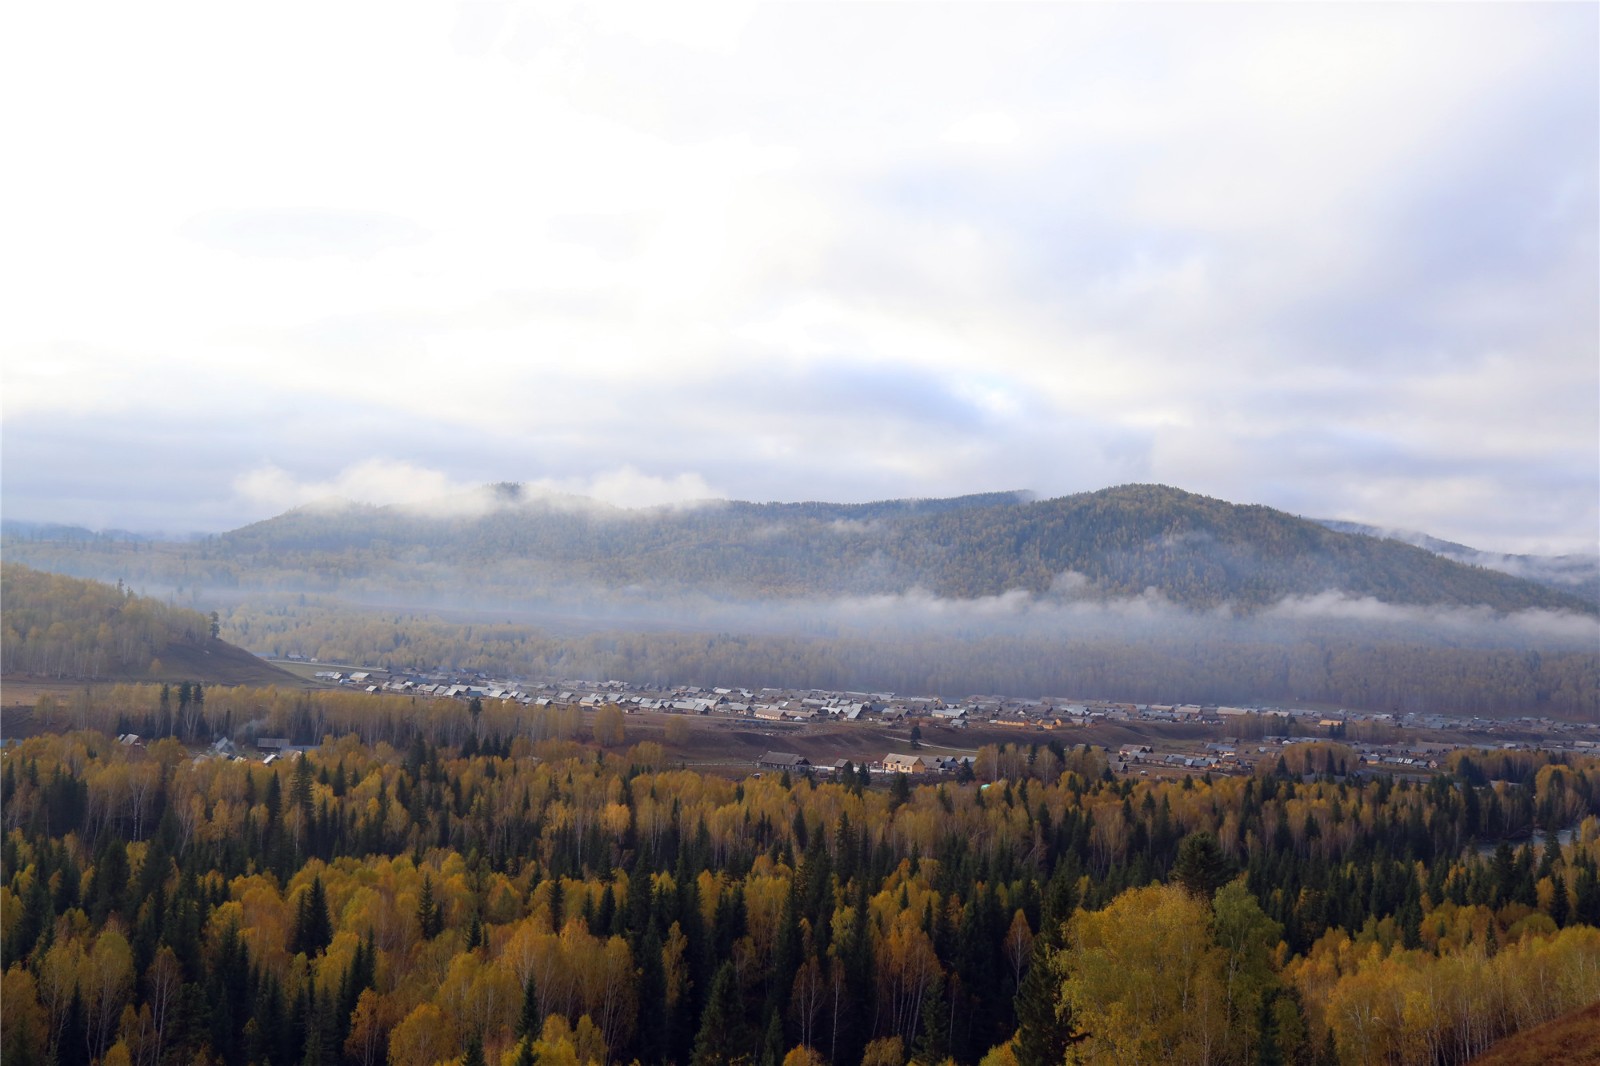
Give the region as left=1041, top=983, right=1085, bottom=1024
left=271, top=660, right=1600, bottom=782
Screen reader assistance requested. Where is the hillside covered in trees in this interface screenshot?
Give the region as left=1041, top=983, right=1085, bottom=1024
left=3, top=689, right=1600, bottom=1066
left=0, top=565, right=215, bottom=680
left=0, top=565, right=303, bottom=688
left=4, top=485, right=1592, bottom=614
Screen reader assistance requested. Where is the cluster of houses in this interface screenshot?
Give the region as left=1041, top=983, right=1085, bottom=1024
left=294, top=663, right=1600, bottom=763
left=317, top=668, right=938, bottom=722
left=1107, top=737, right=1519, bottom=778
left=114, top=733, right=311, bottom=767
left=755, top=751, right=973, bottom=777
left=314, top=666, right=1283, bottom=731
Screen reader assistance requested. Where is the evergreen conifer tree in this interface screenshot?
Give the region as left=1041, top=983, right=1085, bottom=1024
left=292, top=876, right=333, bottom=957
left=1173, top=831, right=1233, bottom=899
left=518, top=974, right=541, bottom=1040
left=691, top=962, right=747, bottom=1066
left=417, top=874, right=442, bottom=939
left=463, top=1029, right=487, bottom=1066
left=1013, top=940, right=1083, bottom=1066
left=912, top=973, right=950, bottom=1065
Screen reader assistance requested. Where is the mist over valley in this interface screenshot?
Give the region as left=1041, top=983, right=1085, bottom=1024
left=6, top=484, right=1596, bottom=717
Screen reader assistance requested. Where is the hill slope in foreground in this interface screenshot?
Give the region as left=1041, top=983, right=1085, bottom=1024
left=1469, top=1000, right=1600, bottom=1065
left=0, top=563, right=305, bottom=689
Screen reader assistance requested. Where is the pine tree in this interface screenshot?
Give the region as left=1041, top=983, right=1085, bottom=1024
left=1574, top=860, right=1600, bottom=926
left=518, top=973, right=542, bottom=1040
left=1491, top=841, right=1516, bottom=908
left=291, top=753, right=315, bottom=812
left=292, top=876, right=334, bottom=957
left=300, top=983, right=329, bottom=1066
left=418, top=874, right=442, bottom=939
left=635, top=925, right=668, bottom=1063
left=1173, top=831, right=1233, bottom=899
left=8, top=867, right=52, bottom=966
left=891, top=771, right=912, bottom=809
left=692, top=962, right=747, bottom=1066
left=58, top=988, right=89, bottom=1066
left=86, top=835, right=129, bottom=924
left=265, top=771, right=283, bottom=822
left=463, top=1029, right=487, bottom=1066
left=759, top=1010, right=785, bottom=1066
left=1549, top=872, right=1570, bottom=927
left=911, top=973, right=950, bottom=1065
left=340, top=930, right=377, bottom=1022
left=1013, top=940, right=1082, bottom=1066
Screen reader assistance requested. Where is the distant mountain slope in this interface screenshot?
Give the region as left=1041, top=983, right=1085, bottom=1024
left=3, top=485, right=1592, bottom=615
left=0, top=519, right=190, bottom=544
left=905, top=485, right=1596, bottom=610
left=1317, top=518, right=1600, bottom=607
left=0, top=564, right=303, bottom=686
left=198, top=483, right=1592, bottom=613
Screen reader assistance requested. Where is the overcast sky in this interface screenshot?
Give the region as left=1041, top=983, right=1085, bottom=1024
left=3, top=2, right=1596, bottom=554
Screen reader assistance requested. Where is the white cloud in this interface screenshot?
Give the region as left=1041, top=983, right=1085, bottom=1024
left=1259, top=593, right=1600, bottom=648
left=1, top=3, right=1593, bottom=553
left=531, top=466, right=721, bottom=510
left=232, top=460, right=721, bottom=517
left=234, top=461, right=490, bottom=515
left=941, top=112, right=1021, bottom=148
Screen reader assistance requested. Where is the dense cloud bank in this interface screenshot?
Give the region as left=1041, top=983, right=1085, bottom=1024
left=5, top=6, right=1597, bottom=552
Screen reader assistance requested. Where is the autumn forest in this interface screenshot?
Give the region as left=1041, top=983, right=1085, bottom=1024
left=3, top=683, right=1600, bottom=1066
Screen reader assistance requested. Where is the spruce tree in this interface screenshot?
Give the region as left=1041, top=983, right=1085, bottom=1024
left=912, top=973, right=950, bottom=1065
left=635, top=925, right=668, bottom=1064
left=291, top=753, right=315, bottom=813
left=463, top=1029, right=487, bottom=1066
left=759, top=1010, right=785, bottom=1066
left=518, top=975, right=542, bottom=1039
left=1173, top=831, right=1233, bottom=900
left=1013, top=940, right=1082, bottom=1066
left=1574, top=860, right=1600, bottom=926
left=8, top=868, right=52, bottom=966
left=59, top=988, right=89, bottom=1066
left=691, top=962, right=747, bottom=1066
left=292, top=876, right=333, bottom=957
left=1550, top=875, right=1571, bottom=927
left=417, top=874, right=442, bottom=939
left=891, top=771, right=912, bottom=809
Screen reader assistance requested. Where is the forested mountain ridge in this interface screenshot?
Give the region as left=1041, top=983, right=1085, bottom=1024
left=6, top=484, right=1589, bottom=615
left=890, top=485, right=1595, bottom=611
left=1316, top=518, right=1600, bottom=608
left=212, top=484, right=1592, bottom=611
